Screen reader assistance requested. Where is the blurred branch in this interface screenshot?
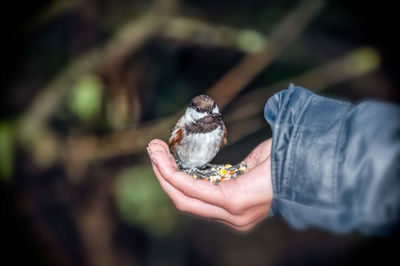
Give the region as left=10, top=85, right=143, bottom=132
left=18, top=0, right=331, bottom=178
left=206, top=0, right=326, bottom=108
left=19, top=0, right=180, bottom=137
left=87, top=47, right=382, bottom=174
left=62, top=0, right=325, bottom=174
left=224, top=47, right=381, bottom=144
left=18, top=0, right=180, bottom=173
left=63, top=115, right=180, bottom=179
left=21, top=13, right=159, bottom=134
left=69, top=3, right=180, bottom=266
left=227, top=116, right=267, bottom=145
left=162, top=17, right=265, bottom=52
left=69, top=41, right=381, bottom=172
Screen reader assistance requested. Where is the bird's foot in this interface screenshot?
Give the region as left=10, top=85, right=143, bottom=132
left=184, top=167, right=216, bottom=180
left=182, top=162, right=247, bottom=183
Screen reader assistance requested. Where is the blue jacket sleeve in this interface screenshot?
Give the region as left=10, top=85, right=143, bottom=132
left=265, top=84, right=400, bottom=235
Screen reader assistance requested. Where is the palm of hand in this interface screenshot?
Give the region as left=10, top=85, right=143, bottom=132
left=147, top=138, right=273, bottom=231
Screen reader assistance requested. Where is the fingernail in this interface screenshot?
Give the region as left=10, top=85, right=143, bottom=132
left=147, top=144, right=153, bottom=153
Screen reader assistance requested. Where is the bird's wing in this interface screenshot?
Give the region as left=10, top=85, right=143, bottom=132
left=169, top=118, right=181, bottom=143
left=169, top=126, right=184, bottom=155
left=221, top=125, right=228, bottom=147
left=169, top=124, right=178, bottom=137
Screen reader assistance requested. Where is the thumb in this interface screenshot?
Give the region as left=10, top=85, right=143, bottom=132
left=244, top=138, right=272, bottom=169
left=147, top=139, right=177, bottom=168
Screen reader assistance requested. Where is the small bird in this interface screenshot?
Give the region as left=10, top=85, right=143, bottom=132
left=169, top=95, right=227, bottom=170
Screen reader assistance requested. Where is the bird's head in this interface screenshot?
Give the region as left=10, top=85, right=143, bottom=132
left=186, top=95, right=220, bottom=122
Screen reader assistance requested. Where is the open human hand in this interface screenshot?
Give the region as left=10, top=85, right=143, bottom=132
left=147, top=138, right=273, bottom=231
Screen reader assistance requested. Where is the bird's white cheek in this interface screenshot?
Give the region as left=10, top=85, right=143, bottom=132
left=184, top=107, right=207, bottom=122
left=212, top=105, right=220, bottom=114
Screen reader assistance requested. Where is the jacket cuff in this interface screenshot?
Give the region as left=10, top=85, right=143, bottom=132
left=264, top=84, right=351, bottom=220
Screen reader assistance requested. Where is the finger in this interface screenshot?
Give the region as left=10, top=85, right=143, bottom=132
left=218, top=157, right=272, bottom=212
left=148, top=139, right=272, bottom=216
left=147, top=145, right=271, bottom=228
left=244, top=138, right=272, bottom=169
left=148, top=139, right=177, bottom=168
left=150, top=159, right=260, bottom=228
left=148, top=141, right=231, bottom=208
left=217, top=202, right=270, bottom=231
left=222, top=210, right=269, bottom=232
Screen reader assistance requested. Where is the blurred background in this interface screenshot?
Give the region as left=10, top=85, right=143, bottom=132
left=1, top=0, right=399, bottom=265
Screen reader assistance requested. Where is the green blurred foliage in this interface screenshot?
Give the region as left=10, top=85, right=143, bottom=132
left=68, top=74, right=104, bottom=122
left=348, top=47, right=381, bottom=75
left=237, top=29, right=264, bottom=53
left=0, top=121, right=14, bottom=181
left=114, top=165, right=178, bottom=237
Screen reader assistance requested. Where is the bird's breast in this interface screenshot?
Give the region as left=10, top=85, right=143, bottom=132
left=177, top=126, right=224, bottom=169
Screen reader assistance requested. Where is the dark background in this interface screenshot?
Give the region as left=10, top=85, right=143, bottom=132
left=2, top=1, right=399, bottom=266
